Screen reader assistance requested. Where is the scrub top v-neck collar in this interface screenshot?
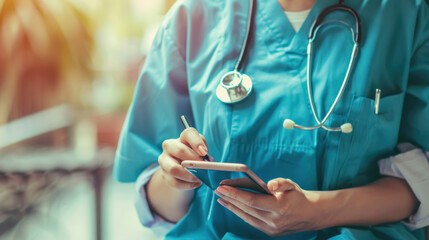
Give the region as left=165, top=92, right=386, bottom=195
left=257, top=0, right=339, bottom=54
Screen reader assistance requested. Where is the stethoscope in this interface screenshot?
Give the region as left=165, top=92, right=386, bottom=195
left=215, top=0, right=361, bottom=133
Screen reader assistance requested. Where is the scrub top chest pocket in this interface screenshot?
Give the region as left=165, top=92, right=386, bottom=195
left=334, top=92, right=405, bottom=187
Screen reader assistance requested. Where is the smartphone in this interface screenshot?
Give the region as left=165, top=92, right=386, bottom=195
left=181, top=161, right=270, bottom=194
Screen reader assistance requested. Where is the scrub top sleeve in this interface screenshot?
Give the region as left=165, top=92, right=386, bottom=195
left=134, top=163, right=175, bottom=237
left=399, top=2, right=429, bottom=151
left=378, top=146, right=429, bottom=230
left=385, top=3, right=429, bottom=230
left=113, top=19, right=192, bottom=182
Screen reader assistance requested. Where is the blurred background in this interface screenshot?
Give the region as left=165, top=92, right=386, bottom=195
left=0, top=0, right=175, bottom=239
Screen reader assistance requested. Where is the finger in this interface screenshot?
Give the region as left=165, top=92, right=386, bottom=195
left=162, top=139, right=200, bottom=161
left=217, top=198, right=273, bottom=234
left=160, top=170, right=202, bottom=190
left=199, top=134, right=208, bottom=147
left=267, top=178, right=297, bottom=193
left=180, top=128, right=208, bottom=156
left=216, top=185, right=274, bottom=211
left=198, top=134, right=214, bottom=161
left=215, top=189, right=271, bottom=220
left=158, top=153, right=200, bottom=182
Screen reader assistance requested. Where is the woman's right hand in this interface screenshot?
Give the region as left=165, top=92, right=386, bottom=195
left=146, top=128, right=208, bottom=222
left=158, top=127, right=208, bottom=190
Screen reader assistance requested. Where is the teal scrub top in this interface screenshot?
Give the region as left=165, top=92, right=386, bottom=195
left=114, top=0, right=429, bottom=239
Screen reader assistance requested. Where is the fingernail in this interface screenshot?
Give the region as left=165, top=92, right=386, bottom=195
left=217, top=186, right=228, bottom=194
left=198, top=145, right=208, bottom=156
left=271, top=181, right=278, bottom=191
left=193, top=182, right=202, bottom=188
left=217, top=199, right=227, bottom=206
left=214, top=190, right=224, bottom=198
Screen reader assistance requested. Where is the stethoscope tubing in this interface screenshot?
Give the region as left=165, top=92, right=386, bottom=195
left=300, top=40, right=359, bottom=132
left=217, top=0, right=361, bottom=133
left=234, top=0, right=255, bottom=72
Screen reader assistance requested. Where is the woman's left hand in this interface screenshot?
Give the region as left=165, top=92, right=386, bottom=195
left=215, top=178, right=324, bottom=237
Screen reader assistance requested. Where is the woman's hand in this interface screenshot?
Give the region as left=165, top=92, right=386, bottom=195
left=146, top=128, right=208, bottom=222
left=158, top=128, right=208, bottom=190
left=215, top=178, right=323, bottom=237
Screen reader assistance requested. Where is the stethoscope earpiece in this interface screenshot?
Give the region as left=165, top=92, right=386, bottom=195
left=340, top=123, right=353, bottom=133
left=283, top=119, right=296, bottom=129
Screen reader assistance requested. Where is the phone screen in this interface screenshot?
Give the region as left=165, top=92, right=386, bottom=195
left=185, top=168, right=269, bottom=194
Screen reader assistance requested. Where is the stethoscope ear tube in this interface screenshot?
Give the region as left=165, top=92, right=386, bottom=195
left=308, top=2, right=361, bottom=44
left=283, top=2, right=361, bottom=134
left=284, top=40, right=359, bottom=134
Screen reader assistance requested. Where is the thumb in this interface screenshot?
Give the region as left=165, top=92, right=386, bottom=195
left=268, top=178, right=298, bottom=193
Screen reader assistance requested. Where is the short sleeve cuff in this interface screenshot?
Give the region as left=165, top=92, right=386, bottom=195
left=378, top=146, right=429, bottom=230
left=134, top=163, right=176, bottom=237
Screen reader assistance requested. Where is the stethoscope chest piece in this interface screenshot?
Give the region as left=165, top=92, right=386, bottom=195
left=216, top=71, right=253, bottom=104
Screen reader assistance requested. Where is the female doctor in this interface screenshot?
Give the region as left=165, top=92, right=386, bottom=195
left=114, top=0, right=429, bottom=239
